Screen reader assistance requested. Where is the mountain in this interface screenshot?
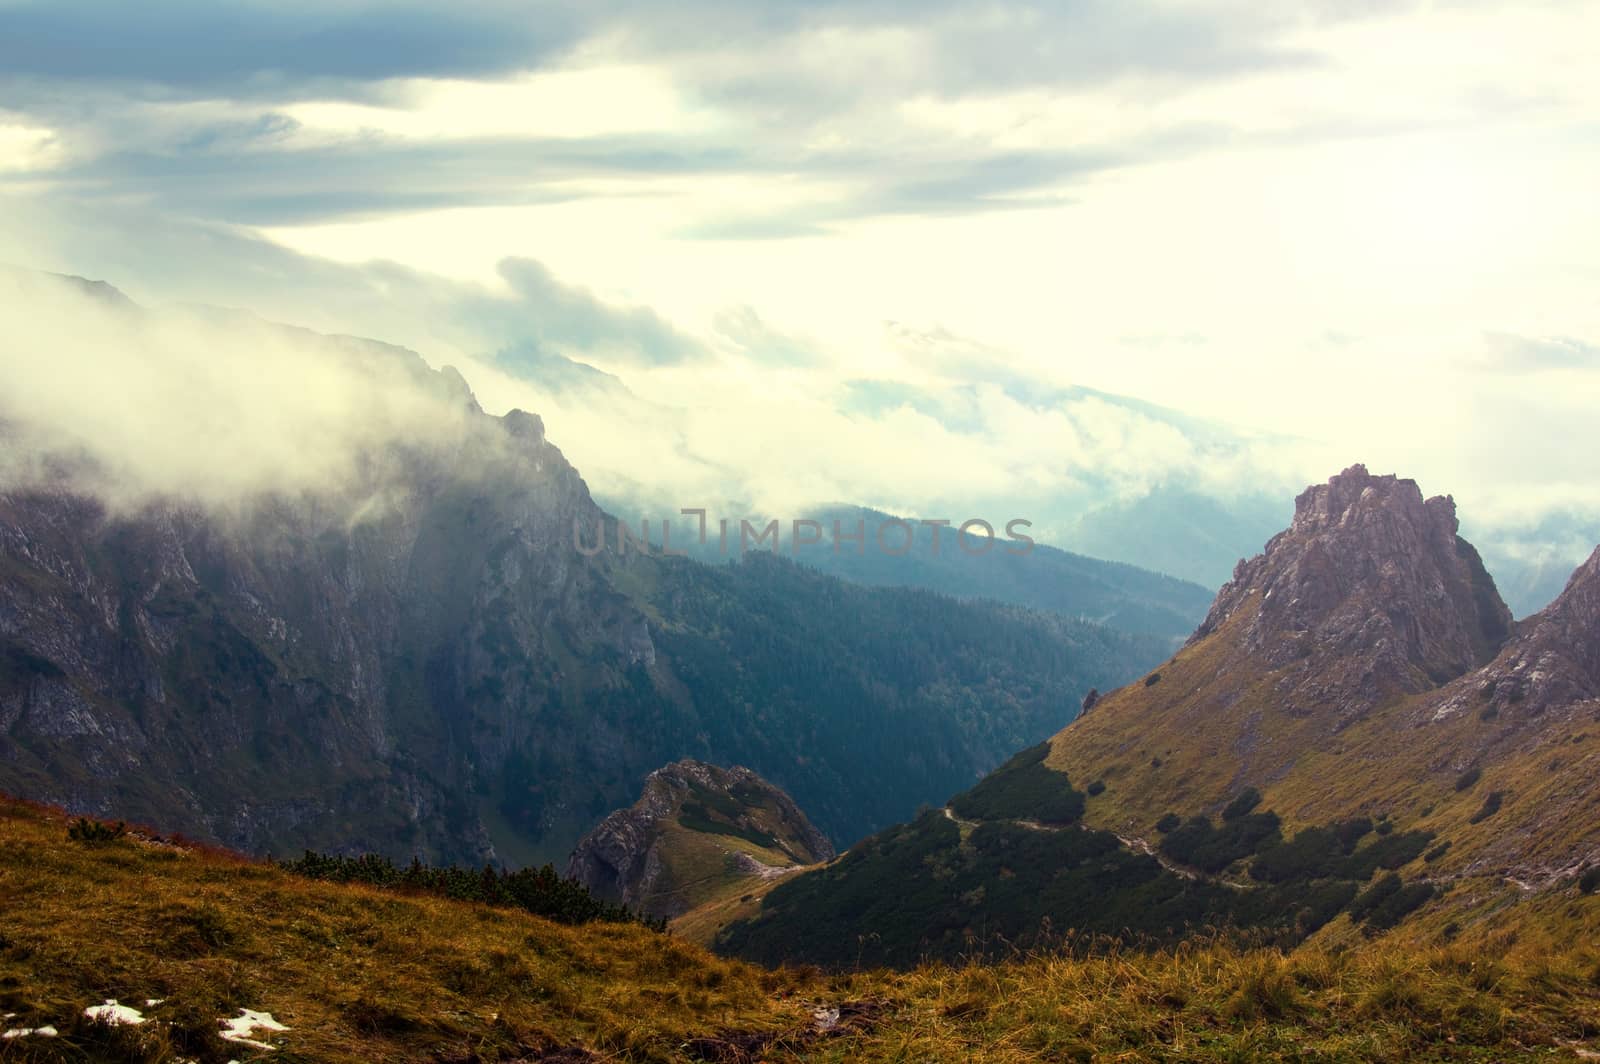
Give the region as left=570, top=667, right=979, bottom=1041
left=567, top=759, right=832, bottom=921
left=714, top=465, right=1600, bottom=967
left=604, top=502, right=1215, bottom=641
left=0, top=272, right=1169, bottom=869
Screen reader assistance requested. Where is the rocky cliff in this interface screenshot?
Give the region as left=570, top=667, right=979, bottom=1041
left=1192, top=464, right=1512, bottom=722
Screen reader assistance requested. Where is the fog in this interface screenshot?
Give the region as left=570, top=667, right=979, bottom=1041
left=0, top=268, right=479, bottom=511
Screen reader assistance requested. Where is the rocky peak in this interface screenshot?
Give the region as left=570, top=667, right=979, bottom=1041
left=1191, top=465, right=1512, bottom=716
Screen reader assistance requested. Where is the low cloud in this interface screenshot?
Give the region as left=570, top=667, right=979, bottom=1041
left=0, top=268, right=482, bottom=510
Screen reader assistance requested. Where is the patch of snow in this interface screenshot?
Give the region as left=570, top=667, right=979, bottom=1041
left=145, top=998, right=165, bottom=1007
left=3, top=1025, right=59, bottom=1039
left=85, top=999, right=145, bottom=1026
left=219, top=1008, right=290, bottom=1050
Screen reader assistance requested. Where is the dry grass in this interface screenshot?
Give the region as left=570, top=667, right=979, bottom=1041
left=0, top=797, right=803, bottom=1062
left=4, top=796, right=1599, bottom=1062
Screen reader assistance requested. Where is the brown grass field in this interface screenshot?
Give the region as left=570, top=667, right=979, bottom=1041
left=4, top=796, right=1600, bottom=1062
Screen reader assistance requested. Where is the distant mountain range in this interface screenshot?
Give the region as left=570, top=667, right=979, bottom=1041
left=598, top=501, right=1214, bottom=642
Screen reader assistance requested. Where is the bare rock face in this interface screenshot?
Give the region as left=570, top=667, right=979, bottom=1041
left=1432, top=545, right=1600, bottom=723
left=1190, top=464, right=1512, bottom=721
left=567, top=759, right=834, bottom=919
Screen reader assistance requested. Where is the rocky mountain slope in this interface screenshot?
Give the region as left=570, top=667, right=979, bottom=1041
left=714, top=466, right=1600, bottom=967
left=567, top=759, right=833, bottom=921
left=0, top=272, right=1168, bottom=868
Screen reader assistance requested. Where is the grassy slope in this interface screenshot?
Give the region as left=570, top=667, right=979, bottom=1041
left=0, top=798, right=799, bottom=1063
left=1047, top=598, right=1600, bottom=888
left=643, top=820, right=812, bottom=917
left=5, top=797, right=1600, bottom=1062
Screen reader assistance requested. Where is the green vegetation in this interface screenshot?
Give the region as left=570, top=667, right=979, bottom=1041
left=1347, top=873, right=1438, bottom=931
left=1158, top=811, right=1281, bottom=874
left=1249, top=821, right=1434, bottom=884
left=1469, top=791, right=1505, bottom=824
left=947, top=743, right=1087, bottom=825
left=1454, top=765, right=1483, bottom=791
left=280, top=850, right=662, bottom=930
left=1581, top=866, right=1600, bottom=894
left=717, top=810, right=1257, bottom=968
left=723, top=778, right=1450, bottom=970
left=1221, top=787, right=1263, bottom=820
left=641, top=554, right=1168, bottom=852
left=677, top=804, right=780, bottom=850
left=66, top=817, right=126, bottom=843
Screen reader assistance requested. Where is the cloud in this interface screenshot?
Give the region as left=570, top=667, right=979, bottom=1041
left=1478, top=331, right=1600, bottom=372
left=712, top=307, right=822, bottom=367
left=0, top=268, right=487, bottom=509
left=0, top=202, right=1318, bottom=546
left=0, top=1, right=583, bottom=95
left=489, top=258, right=702, bottom=366
left=0, top=1, right=1346, bottom=232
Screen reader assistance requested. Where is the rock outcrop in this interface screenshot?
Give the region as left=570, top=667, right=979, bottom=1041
left=1191, top=464, right=1512, bottom=722
left=568, top=760, right=834, bottom=919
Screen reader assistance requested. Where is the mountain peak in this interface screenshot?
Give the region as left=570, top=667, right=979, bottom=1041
left=1288, top=463, right=1454, bottom=538
left=1193, top=466, right=1511, bottom=716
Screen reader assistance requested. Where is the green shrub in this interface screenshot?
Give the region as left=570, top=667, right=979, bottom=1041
left=1155, top=812, right=1182, bottom=833
left=1362, top=880, right=1436, bottom=931
left=1160, top=811, right=1281, bottom=874
left=1222, top=788, right=1263, bottom=821
left=1454, top=766, right=1482, bottom=792
left=948, top=743, right=1085, bottom=825
left=280, top=851, right=662, bottom=930
left=1424, top=841, right=1452, bottom=864
left=67, top=817, right=126, bottom=843
left=1144, top=672, right=1162, bottom=687
left=1348, top=873, right=1403, bottom=922
left=1578, top=866, right=1600, bottom=895
left=1468, top=791, right=1504, bottom=824
left=1086, top=780, right=1106, bottom=797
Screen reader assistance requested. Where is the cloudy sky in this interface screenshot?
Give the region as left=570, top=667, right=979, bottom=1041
left=2, top=0, right=1598, bottom=554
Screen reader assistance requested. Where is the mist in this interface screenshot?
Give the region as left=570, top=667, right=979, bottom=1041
left=0, top=267, right=481, bottom=511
